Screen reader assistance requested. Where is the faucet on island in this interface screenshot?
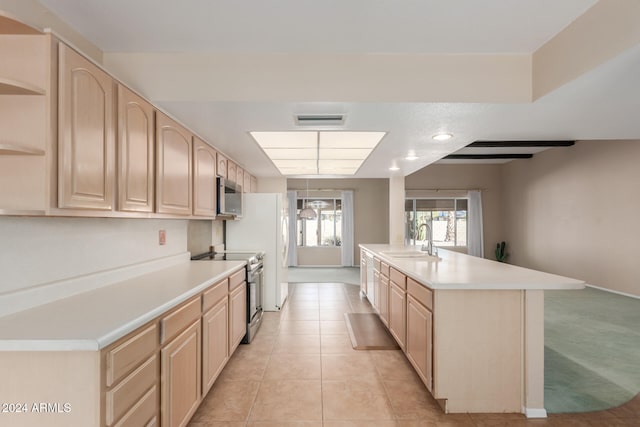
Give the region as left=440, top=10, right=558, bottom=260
left=418, top=222, right=433, bottom=256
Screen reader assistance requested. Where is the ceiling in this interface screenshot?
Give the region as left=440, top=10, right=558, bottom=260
left=36, top=0, right=640, bottom=178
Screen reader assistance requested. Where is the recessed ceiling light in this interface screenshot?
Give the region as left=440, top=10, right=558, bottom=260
left=432, top=133, right=453, bottom=141
left=389, top=166, right=400, bottom=171
left=405, top=155, right=419, bottom=161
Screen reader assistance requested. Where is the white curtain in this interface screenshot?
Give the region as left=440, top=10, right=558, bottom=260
left=467, top=190, right=484, bottom=258
left=286, top=190, right=298, bottom=266
left=341, top=190, right=354, bottom=267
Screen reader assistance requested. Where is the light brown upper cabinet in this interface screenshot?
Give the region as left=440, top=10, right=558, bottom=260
left=117, top=85, right=154, bottom=213
left=243, top=171, right=251, bottom=193
left=193, top=137, right=217, bottom=217
left=250, top=175, right=258, bottom=193
left=58, top=43, right=115, bottom=210
left=227, top=160, right=237, bottom=184
left=217, top=152, right=227, bottom=178
left=236, top=166, right=244, bottom=191
left=155, top=112, right=193, bottom=215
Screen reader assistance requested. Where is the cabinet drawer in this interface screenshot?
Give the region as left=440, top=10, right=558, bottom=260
left=106, top=324, right=158, bottom=387
left=380, top=261, right=390, bottom=278
left=229, top=268, right=245, bottom=291
left=203, top=278, right=228, bottom=312
left=373, top=258, right=381, bottom=272
left=161, top=297, right=201, bottom=344
left=390, top=267, right=406, bottom=290
left=407, top=278, right=433, bottom=311
left=106, top=354, right=158, bottom=426
left=113, top=385, right=158, bottom=427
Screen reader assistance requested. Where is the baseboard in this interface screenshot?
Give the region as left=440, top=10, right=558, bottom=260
left=586, top=284, right=640, bottom=300
left=524, top=407, right=547, bottom=418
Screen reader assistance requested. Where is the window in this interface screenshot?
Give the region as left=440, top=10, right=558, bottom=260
left=405, top=198, right=468, bottom=248
left=297, top=198, right=342, bottom=247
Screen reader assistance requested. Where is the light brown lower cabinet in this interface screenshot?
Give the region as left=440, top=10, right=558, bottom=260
left=161, top=320, right=202, bottom=427
left=388, top=280, right=407, bottom=350
left=229, top=281, right=247, bottom=354
left=202, top=297, right=229, bottom=394
left=379, top=274, right=389, bottom=326
left=406, top=294, right=433, bottom=392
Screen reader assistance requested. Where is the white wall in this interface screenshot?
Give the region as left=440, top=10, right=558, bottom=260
left=0, top=217, right=187, bottom=295
left=502, top=140, right=640, bottom=297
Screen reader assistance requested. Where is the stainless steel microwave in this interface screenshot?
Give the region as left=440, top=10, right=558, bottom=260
left=217, top=177, right=242, bottom=216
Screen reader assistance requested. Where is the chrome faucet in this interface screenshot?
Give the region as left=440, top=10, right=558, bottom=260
left=418, top=223, right=433, bottom=255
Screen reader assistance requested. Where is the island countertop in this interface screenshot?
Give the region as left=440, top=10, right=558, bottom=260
left=360, top=244, right=585, bottom=291
left=0, top=260, right=246, bottom=351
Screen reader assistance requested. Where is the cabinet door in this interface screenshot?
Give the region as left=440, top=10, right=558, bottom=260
left=227, top=161, right=237, bottom=184
left=202, top=298, right=228, bottom=394
left=117, top=85, right=154, bottom=212
left=243, top=171, right=251, bottom=193
left=406, top=295, right=433, bottom=392
left=161, top=320, right=201, bottom=427
left=388, top=282, right=406, bottom=350
left=193, top=137, right=217, bottom=217
left=369, top=270, right=380, bottom=311
left=250, top=175, right=257, bottom=192
left=229, top=283, right=247, bottom=354
left=379, top=275, right=389, bottom=327
left=217, top=152, right=227, bottom=178
left=236, top=166, right=244, bottom=190
left=58, top=43, right=114, bottom=210
left=360, top=258, right=367, bottom=296
left=155, top=112, right=193, bottom=215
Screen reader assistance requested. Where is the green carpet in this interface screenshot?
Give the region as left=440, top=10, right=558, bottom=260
left=545, top=287, right=640, bottom=413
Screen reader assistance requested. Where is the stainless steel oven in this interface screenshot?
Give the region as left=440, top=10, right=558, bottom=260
left=191, top=249, right=264, bottom=343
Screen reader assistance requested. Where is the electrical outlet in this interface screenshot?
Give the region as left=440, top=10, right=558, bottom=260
left=159, top=229, right=166, bottom=245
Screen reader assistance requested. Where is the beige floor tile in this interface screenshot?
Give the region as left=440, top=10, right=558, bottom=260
left=320, top=309, right=350, bottom=320
left=263, top=353, right=321, bottom=380
left=282, top=310, right=320, bottom=321
left=383, top=379, right=444, bottom=420
left=322, top=378, right=395, bottom=420
left=217, top=347, right=270, bottom=382
left=320, top=320, right=349, bottom=334
left=258, top=320, right=280, bottom=336
left=319, top=302, right=352, bottom=311
left=321, top=352, right=378, bottom=379
left=324, top=422, right=398, bottom=427
left=321, top=334, right=356, bottom=354
left=193, top=380, right=260, bottom=422
left=189, top=422, right=246, bottom=427
left=272, top=334, right=321, bottom=354
left=278, top=320, right=320, bottom=335
left=249, top=380, right=322, bottom=421
left=370, top=350, right=421, bottom=381
left=247, top=421, right=322, bottom=427
left=396, top=419, right=476, bottom=427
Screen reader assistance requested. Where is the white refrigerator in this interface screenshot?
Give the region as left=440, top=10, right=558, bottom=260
left=226, top=193, right=289, bottom=311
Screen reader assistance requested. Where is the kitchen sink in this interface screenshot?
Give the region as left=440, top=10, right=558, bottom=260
left=380, top=250, right=441, bottom=261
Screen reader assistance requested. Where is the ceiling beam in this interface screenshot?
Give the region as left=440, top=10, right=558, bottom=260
left=468, top=141, right=575, bottom=148
left=443, top=154, right=534, bottom=160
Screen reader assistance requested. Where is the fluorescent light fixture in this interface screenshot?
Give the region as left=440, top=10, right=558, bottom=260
left=432, top=133, right=453, bottom=141
left=250, top=131, right=386, bottom=176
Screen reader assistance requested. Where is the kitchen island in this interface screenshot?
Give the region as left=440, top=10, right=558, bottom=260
left=359, top=244, right=584, bottom=418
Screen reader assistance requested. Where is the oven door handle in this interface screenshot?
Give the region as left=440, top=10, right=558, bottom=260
left=249, top=266, right=264, bottom=279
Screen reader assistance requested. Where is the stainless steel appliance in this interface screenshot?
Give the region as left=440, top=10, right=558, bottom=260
left=216, top=177, right=243, bottom=217
left=191, top=250, right=263, bottom=343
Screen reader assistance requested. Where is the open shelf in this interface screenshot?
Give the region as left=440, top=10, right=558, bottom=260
left=0, top=142, right=45, bottom=156
left=0, top=77, right=45, bottom=95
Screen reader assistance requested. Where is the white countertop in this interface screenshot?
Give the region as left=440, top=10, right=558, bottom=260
left=360, top=244, right=585, bottom=291
left=0, top=260, right=245, bottom=351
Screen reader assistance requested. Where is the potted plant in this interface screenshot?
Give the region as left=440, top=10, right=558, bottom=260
left=495, top=241, right=508, bottom=263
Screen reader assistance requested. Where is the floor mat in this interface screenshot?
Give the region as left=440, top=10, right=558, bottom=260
left=344, top=312, right=399, bottom=350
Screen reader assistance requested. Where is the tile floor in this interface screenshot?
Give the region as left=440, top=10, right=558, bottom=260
left=189, top=282, right=640, bottom=427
